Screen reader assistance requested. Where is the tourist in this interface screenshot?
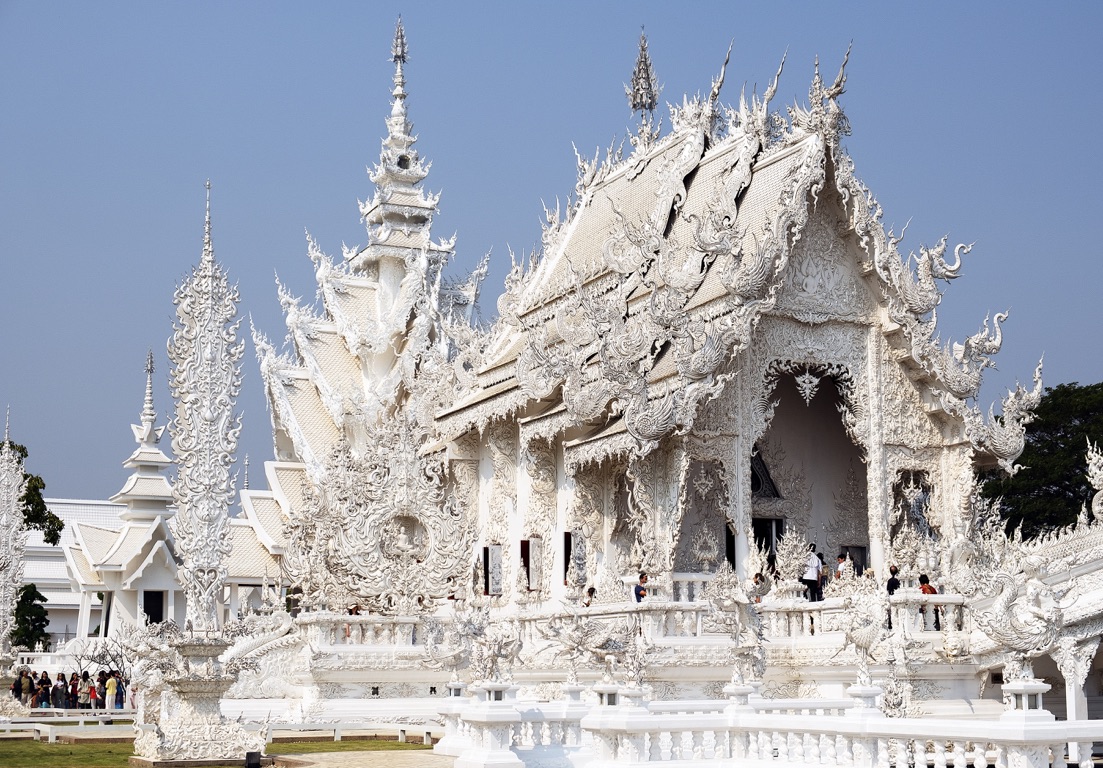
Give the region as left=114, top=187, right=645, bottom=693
left=634, top=573, right=648, bottom=602
left=96, top=671, right=107, bottom=709
left=919, top=573, right=940, bottom=630
left=78, top=671, right=91, bottom=710
left=835, top=553, right=851, bottom=579
left=105, top=670, right=118, bottom=710
left=582, top=586, right=596, bottom=607
left=52, top=673, right=66, bottom=709
left=752, top=572, right=766, bottom=603
left=38, top=672, right=51, bottom=706
left=36, top=672, right=51, bottom=708
left=801, top=545, right=821, bottom=602
left=68, top=672, right=79, bottom=708
left=115, top=672, right=126, bottom=710
left=886, top=565, right=900, bottom=595
left=20, top=670, right=33, bottom=706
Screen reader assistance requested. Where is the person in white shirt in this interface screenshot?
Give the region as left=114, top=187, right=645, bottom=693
left=801, top=544, right=822, bottom=601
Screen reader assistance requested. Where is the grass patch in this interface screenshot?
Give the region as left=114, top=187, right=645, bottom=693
left=0, top=738, right=430, bottom=767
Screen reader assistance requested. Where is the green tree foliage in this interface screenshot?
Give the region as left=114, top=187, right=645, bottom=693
left=11, top=583, right=50, bottom=651
left=981, top=381, right=1103, bottom=538
left=2, top=440, right=62, bottom=545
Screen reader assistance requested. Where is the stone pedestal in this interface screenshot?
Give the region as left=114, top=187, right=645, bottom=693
left=999, top=678, right=1055, bottom=723
left=581, top=684, right=651, bottom=764
left=455, top=681, right=524, bottom=768
left=131, top=638, right=264, bottom=766
left=435, top=680, right=473, bottom=757
left=845, top=683, right=885, bottom=716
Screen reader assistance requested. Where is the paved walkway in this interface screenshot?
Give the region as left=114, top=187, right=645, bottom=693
left=272, top=750, right=454, bottom=767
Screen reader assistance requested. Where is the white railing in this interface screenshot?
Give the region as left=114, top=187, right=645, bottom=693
left=295, top=612, right=425, bottom=647
left=580, top=707, right=1102, bottom=767
left=446, top=684, right=1103, bottom=768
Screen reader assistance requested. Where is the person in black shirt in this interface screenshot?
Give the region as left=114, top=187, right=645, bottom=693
left=633, top=573, right=648, bottom=602
left=886, top=564, right=900, bottom=595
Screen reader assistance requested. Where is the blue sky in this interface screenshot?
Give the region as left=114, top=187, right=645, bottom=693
left=1, top=3, right=1101, bottom=499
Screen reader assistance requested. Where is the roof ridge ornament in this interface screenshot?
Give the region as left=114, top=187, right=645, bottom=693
left=626, top=29, right=661, bottom=152
left=202, top=179, right=213, bottom=265
left=391, top=17, right=409, bottom=118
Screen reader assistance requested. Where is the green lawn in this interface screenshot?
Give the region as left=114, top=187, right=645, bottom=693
left=0, top=738, right=431, bottom=768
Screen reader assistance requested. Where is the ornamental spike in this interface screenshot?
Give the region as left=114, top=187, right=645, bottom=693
left=626, top=28, right=660, bottom=116
left=3, top=405, right=8, bottom=443
left=202, top=179, right=213, bottom=264
left=141, top=348, right=156, bottom=427
left=391, top=17, right=408, bottom=106
left=709, top=39, right=734, bottom=106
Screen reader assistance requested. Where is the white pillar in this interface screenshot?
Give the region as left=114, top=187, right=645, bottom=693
left=76, top=592, right=91, bottom=640
left=167, top=588, right=176, bottom=624
left=99, top=592, right=111, bottom=638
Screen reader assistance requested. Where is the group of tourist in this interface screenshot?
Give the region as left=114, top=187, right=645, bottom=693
left=801, top=545, right=867, bottom=601
left=9, top=668, right=129, bottom=710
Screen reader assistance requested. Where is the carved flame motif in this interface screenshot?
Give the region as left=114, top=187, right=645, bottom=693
left=168, top=193, right=244, bottom=632
left=282, top=417, right=469, bottom=616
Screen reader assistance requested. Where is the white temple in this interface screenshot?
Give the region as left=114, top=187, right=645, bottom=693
left=13, top=19, right=1103, bottom=767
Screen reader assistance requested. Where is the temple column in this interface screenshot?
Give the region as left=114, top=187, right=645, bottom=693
left=98, top=592, right=111, bottom=638
left=1053, top=636, right=1100, bottom=762
left=75, top=592, right=91, bottom=640
left=167, top=588, right=176, bottom=624
left=865, top=329, right=887, bottom=576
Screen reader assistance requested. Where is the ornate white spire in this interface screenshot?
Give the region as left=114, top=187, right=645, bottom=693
left=168, top=183, right=244, bottom=631
left=354, top=17, right=450, bottom=274
left=391, top=16, right=408, bottom=117
left=626, top=29, right=660, bottom=116
left=112, top=350, right=174, bottom=521
left=626, top=30, right=661, bottom=149
left=202, top=179, right=213, bottom=265
left=0, top=419, right=27, bottom=657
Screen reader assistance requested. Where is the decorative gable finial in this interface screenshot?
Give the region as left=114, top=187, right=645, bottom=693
left=142, top=348, right=156, bottom=426
left=3, top=405, right=9, bottom=443
left=391, top=17, right=408, bottom=108
left=243, top=453, right=250, bottom=490
left=202, top=179, right=213, bottom=264
left=626, top=29, right=660, bottom=116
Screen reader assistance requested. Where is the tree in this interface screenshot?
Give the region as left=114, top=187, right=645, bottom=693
left=11, top=583, right=50, bottom=651
left=1, top=439, right=62, bottom=545
left=981, top=381, right=1103, bottom=538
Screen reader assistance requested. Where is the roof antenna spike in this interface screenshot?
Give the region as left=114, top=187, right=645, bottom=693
left=142, top=348, right=156, bottom=424
left=202, top=179, right=214, bottom=264
left=391, top=17, right=409, bottom=109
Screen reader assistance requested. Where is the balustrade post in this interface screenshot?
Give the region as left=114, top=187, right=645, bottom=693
left=453, top=681, right=523, bottom=768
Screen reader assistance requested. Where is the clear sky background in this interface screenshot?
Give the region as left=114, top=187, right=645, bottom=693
left=1, top=2, right=1100, bottom=501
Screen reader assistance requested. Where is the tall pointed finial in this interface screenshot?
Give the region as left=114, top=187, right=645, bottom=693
left=243, top=454, right=250, bottom=490
left=4, top=406, right=9, bottom=444
left=626, top=28, right=660, bottom=116
left=391, top=17, right=408, bottom=109
left=202, top=179, right=213, bottom=264
left=142, top=348, right=156, bottom=425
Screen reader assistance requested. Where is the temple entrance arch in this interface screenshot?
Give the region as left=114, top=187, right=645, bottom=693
left=753, top=370, right=868, bottom=574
